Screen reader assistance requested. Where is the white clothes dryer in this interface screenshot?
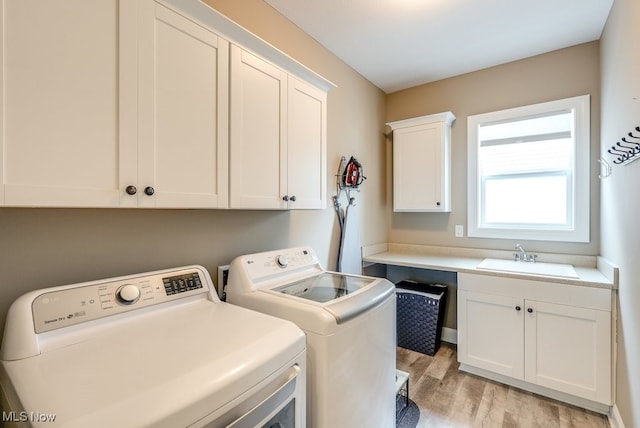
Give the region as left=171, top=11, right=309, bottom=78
left=226, top=247, right=396, bottom=428
left=1, top=265, right=306, bottom=428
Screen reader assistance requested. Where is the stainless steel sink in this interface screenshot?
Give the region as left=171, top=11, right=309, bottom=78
left=476, top=258, right=579, bottom=278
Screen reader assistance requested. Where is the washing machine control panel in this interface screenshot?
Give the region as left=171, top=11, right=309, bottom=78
left=242, top=247, right=320, bottom=281
left=31, top=267, right=210, bottom=333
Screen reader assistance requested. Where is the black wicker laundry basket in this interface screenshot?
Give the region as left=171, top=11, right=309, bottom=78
left=396, top=280, right=447, bottom=356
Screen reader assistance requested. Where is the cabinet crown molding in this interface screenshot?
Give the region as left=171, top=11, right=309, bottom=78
left=386, top=111, right=456, bottom=130
left=158, top=0, right=336, bottom=92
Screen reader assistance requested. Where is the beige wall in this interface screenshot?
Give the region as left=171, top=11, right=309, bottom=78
left=0, top=1, right=387, bottom=336
left=600, top=0, right=640, bottom=424
left=386, top=42, right=601, bottom=257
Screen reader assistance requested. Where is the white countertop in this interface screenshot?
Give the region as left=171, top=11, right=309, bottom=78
left=362, top=243, right=617, bottom=290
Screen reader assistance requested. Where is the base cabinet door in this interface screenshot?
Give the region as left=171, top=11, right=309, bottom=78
left=524, top=300, right=612, bottom=403
left=457, top=290, right=524, bottom=379
left=457, top=273, right=613, bottom=406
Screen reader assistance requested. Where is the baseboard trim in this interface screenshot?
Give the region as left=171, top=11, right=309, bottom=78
left=608, top=404, right=626, bottom=428
left=459, top=364, right=611, bottom=415
left=441, top=327, right=457, bottom=345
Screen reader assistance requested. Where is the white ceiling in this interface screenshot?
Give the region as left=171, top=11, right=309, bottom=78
left=264, top=0, right=614, bottom=93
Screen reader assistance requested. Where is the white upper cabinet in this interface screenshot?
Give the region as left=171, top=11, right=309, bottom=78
left=229, top=47, right=287, bottom=209
left=387, top=112, right=455, bottom=212
left=0, top=0, right=136, bottom=207
left=229, top=46, right=327, bottom=210
left=0, top=0, right=332, bottom=209
left=287, top=77, right=327, bottom=209
left=137, top=1, right=229, bottom=208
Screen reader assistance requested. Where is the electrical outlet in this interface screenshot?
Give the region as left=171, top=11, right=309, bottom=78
left=455, top=225, right=464, bottom=238
left=217, top=265, right=230, bottom=301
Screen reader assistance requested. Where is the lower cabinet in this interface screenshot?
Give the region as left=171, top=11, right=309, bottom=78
left=457, top=273, right=613, bottom=408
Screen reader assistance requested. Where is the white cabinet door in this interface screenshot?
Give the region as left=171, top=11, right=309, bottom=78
left=458, top=290, right=525, bottom=378
left=0, top=0, right=137, bottom=207
left=229, top=47, right=328, bottom=210
left=458, top=273, right=613, bottom=406
left=287, top=77, right=327, bottom=209
left=137, top=1, right=229, bottom=208
left=392, top=123, right=444, bottom=211
left=229, top=46, right=287, bottom=209
left=387, top=112, right=454, bottom=212
left=524, top=300, right=612, bottom=404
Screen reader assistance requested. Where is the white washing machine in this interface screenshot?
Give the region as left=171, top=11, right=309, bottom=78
left=226, top=247, right=396, bottom=428
left=0, top=265, right=306, bottom=428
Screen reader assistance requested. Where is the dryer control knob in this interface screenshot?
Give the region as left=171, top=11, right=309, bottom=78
left=276, top=255, right=289, bottom=268
left=117, top=284, right=141, bottom=304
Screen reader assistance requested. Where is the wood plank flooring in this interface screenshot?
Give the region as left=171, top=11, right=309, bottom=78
left=396, top=344, right=609, bottom=428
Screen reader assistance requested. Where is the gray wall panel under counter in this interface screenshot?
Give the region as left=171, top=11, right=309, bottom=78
left=387, top=265, right=457, bottom=331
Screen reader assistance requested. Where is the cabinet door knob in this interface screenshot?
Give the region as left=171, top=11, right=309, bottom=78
left=527, top=307, right=534, bottom=314
left=436, top=201, right=441, bottom=206
left=290, top=195, right=296, bottom=202
left=144, top=186, right=155, bottom=196
left=282, top=195, right=289, bottom=202
left=125, top=185, right=137, bottom=195
left=515, top=305, right=521, bottom=311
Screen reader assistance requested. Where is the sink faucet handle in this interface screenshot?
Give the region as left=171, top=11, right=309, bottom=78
left=515, top=243, right=527, bottom=261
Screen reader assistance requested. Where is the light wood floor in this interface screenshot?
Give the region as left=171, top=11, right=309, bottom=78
left=397, top=343, right=610, bottom=428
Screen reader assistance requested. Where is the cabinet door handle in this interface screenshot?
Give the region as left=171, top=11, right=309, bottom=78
left=527, top=307, right=534, bottom=313
left=515, top=305, right=521, bottom=311
left=144, top=186, right=155, bottom=196
left=282, top=195, right=289, bottom=202
left=290, top=195, right=296, bottom=202
left=436, top=201, right=441, bottom=206
left=125, top=185, right=137, bottom=195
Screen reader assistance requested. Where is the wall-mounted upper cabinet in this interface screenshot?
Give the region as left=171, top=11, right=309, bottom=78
left=387, top=112, right=456, bottom=212
left=0, top=0, right=230, bottom=208
left=0, top=0, right=333, bottom=209
left=229, top=47, right=287, bottom=210
left=0, top=0, right=135, bottom=207
left=136, top=1, right=230, bottom=208
left=286, top=77, right=327, bottom=210
left=229, top=46, right=327, bottom=210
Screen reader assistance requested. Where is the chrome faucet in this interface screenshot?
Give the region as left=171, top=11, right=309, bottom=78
left=514, top=244, right=537, bottom=263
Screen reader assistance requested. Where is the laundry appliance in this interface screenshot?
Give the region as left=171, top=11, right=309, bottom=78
left=0, top=265, right=306, bottom=427
left=226, top=247, right=396, bottom=427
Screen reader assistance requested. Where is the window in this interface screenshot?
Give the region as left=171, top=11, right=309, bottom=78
left=467, top=95, right=590, bottom=242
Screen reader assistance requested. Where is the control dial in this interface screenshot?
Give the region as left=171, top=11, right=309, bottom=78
left=116, top=284, right=141, bottom=305
left=276, top=255, right=289, bottom=268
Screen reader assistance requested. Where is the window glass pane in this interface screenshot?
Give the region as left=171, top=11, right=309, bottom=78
left=484, top=175, right=568, bottom=225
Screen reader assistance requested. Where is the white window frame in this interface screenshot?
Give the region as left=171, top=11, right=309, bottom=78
left=467, top=95, right=590, bottom=243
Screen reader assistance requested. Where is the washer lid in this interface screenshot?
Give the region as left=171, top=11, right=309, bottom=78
left=269, top=273, right=395, bottom=325
left=272, top=273, right=374, bottom=303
